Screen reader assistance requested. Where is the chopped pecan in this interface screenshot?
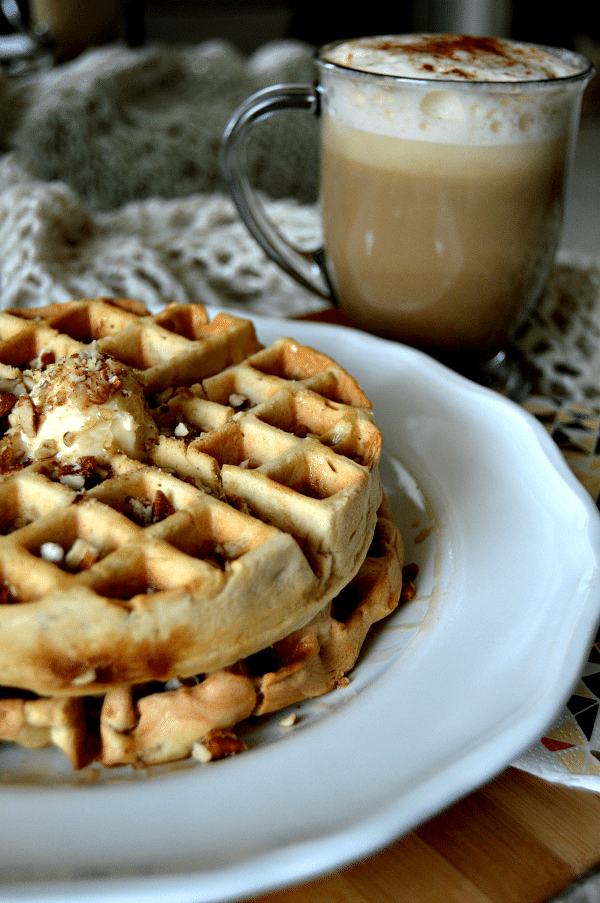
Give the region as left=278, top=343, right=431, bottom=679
left=0, top=394, right=16, bottom=420
left=151, top=489, right=175, bottom=523
left=199, top=728, right=247, bottom=761
left=401, top=563, right=419, bottom=603
left=14, top=396, right=39, bottom=438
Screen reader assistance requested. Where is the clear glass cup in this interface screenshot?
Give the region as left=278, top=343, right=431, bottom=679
left=221, top=35, right=595, bottom=369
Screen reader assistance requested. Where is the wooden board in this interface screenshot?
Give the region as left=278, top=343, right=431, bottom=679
left=245, top=769, right=600, bottom=903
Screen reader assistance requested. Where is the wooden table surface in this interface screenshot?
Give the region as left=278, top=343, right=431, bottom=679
left=244, top=309, right=600, bottom=903
left=246, top=769, right=600, bottom=903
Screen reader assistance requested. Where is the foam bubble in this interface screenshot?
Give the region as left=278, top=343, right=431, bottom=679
left=419, top=90, right=466, bottom=121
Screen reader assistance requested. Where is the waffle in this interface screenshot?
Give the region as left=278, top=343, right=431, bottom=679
left=0, top=299, right=386, bottom=712
left=0, top=496, right=404, bottom=768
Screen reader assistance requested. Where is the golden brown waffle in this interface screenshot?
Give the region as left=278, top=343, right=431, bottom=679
left=0, top=298, right=384, bottom=703
left=0, top=497, right=404, bottom=768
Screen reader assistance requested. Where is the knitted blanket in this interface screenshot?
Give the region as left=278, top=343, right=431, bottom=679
left=0, top=38, right=320, bottom=209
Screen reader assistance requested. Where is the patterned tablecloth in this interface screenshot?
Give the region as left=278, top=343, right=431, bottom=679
left=495, top=248, right=600, bottom=788
left=513, top=396, right=600, bottom=787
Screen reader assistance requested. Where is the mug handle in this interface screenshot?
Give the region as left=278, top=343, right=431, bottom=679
left=220, top=83, right=334, bottom=302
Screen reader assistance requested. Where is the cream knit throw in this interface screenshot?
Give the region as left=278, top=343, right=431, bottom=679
left=0, top=39, right=599, bottom=407
left=1, top=39, right=319, bottom=209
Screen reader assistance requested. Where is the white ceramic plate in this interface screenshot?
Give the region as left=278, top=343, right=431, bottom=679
left=2, top=314, right=600, bottom=903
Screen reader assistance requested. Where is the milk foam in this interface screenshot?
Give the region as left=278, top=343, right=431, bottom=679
left=322, top=35, right=583, bottom=82
left=320, top=35, right=587, bottom=146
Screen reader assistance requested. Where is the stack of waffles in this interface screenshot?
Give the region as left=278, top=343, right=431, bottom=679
left=0, top=298, right=404, bottom=768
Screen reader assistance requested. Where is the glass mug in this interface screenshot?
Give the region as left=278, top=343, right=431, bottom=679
left=221, top=35, right=595, bottom=352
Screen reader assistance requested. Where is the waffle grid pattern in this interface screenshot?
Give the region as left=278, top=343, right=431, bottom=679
left=0, top=299, right=401, bottom=769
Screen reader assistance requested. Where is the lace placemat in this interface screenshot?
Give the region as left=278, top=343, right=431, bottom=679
left=0, top=153, right=326, bottom=318
left=516, top=257, right=600, bottom=409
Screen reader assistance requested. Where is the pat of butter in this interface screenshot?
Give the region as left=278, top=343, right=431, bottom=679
left=8, top=348, right=158, bottom=464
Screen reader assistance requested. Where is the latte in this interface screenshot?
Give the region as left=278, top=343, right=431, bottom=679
left=318, top=35, right=589, bottom=348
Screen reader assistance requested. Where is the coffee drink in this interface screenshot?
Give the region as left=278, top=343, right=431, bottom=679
left=318, top=35, right=588, bottom=349
left=222, top=34, right=593, bottom=351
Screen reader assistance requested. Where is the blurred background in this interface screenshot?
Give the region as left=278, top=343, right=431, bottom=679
left=137, top=0, right=600, bottom=58
left=2, top=0, right=597, bottom=109
left=1, top=0, right=599, bottom=61
left=0, top=0, right=596, bottom=230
